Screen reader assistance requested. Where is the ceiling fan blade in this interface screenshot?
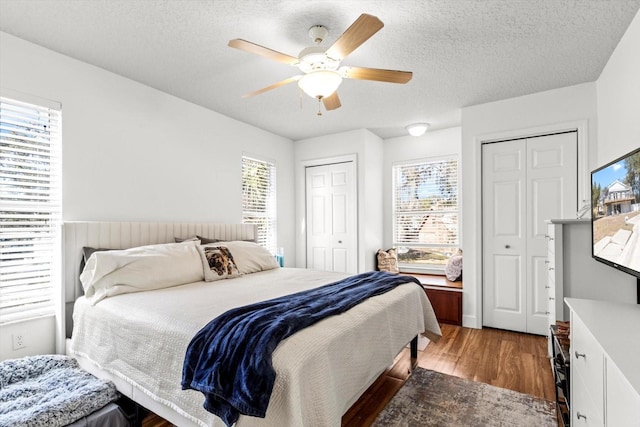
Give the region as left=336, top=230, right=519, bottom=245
left=242, top=76, right=301, bottom=98
left=340, top=66, right=413, bottom=84
left=229, top=39, right=299, bottom=65
left=325, top=14, right=384, bottom=60
left=322, top=92, right=341, bottom=110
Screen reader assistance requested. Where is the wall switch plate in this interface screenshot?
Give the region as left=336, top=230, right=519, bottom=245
left=12, top=333, right=26, bottom=350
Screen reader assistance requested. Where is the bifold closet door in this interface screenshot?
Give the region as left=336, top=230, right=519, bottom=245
left=483, top=132, right=577, bottom=334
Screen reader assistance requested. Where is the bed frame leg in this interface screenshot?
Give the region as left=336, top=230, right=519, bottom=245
left=410, top=335, right=418, bottom=368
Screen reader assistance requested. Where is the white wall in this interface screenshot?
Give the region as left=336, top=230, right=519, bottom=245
left=294, top=129, right=384, bottom=272
left=0, top=32, right=295, bottom=359
left=382, top=127, right=462, bottom=249
left=597, top=10, right=640, bottom=165
left=461, top=83, right=598, bottom=328
left=594, top=9, right=640, bottom=295
left=0, top=317, right=55, bottom=361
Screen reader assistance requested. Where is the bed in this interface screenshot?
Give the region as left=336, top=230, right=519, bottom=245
left=63, top=221, right=441, bottom=427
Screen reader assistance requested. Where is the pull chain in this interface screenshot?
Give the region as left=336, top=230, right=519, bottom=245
left=317, top=97, right=322, bottom=116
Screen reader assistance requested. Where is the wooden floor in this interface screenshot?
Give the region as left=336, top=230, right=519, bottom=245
left=142, top=324, right=556, bottom=427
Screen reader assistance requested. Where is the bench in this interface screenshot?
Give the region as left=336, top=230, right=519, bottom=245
left=407, top=274, right=463, bottom=326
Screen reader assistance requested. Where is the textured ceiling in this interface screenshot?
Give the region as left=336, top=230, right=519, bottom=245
left=1, top=0, right=639, bottom=140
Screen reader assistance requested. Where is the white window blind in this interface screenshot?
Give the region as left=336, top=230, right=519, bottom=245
left=0, top=96, right=61, bottom=324
left=242, top=155, right=276, bottom=254
left=392, top=156, right=459, bottom=271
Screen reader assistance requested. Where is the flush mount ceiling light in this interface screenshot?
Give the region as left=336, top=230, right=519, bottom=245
left=406, top=123, right=430, bottom=136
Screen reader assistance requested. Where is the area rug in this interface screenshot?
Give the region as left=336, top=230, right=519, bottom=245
left=372, top=368, right=556, bottom=427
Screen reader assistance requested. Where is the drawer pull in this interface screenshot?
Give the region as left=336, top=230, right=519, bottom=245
left=544, top=260, right=550, bottom=264
left=548, top=267, right=555, bottom=271
left=545, top=286, right=550, bottom=289
left=577, top=412, right=587, bottom=420
left=549, top=297, right=554, bottom=301
left=575, top=351, right=586, bottom=359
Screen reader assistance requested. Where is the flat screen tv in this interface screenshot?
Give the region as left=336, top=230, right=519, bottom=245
left=591, top=146, right=640, bottom=301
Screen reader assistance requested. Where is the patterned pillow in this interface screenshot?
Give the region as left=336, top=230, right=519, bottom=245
left=200, top=246, right=241, bottom=281
left=445, top=250, right=463, bottom=282
left=377, top=248, right=399, bottom=273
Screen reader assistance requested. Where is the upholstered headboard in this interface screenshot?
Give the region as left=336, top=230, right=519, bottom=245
left=61, top=221, right=257, bottom=340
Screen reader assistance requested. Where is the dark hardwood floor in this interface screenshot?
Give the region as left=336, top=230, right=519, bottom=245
left=142, top=324, right=556, bottom=427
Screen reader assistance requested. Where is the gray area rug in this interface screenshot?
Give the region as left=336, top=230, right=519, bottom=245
left=373, top=368, right=556, bottom=427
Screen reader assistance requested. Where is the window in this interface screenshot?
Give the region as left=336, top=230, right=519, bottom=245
left=392, top=156, right=459, bottom=272
left=1, top=95, right=62, bottom=324
left=242, top=155, right=276, bottom=253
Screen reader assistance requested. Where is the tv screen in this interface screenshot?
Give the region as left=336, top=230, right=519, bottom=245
left=591, top=147, right=640, bottom=279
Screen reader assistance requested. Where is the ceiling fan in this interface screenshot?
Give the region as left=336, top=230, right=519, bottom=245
left=228, top=13, right=413, bottom=114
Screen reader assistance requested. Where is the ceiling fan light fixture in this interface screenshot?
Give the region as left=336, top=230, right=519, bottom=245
left=298, top=70, right=343, bottom=99
left=406, top=123, right=430, bottom=136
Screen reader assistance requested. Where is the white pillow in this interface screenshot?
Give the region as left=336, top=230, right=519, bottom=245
left=80, top=241, right=204, bottom=305
left=217, top=240, right=280, bottom=274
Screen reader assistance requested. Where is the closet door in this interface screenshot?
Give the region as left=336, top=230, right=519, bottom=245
left=483, top=139, right=527, bottom=332
left=526, top=133, right=577, bottom=334
left=305, top=161, right=357, bottom=273
left=483, top=132, right=577, bottom=334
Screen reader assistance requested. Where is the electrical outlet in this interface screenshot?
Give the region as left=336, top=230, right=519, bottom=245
left=12, top=333, right=26, bottom=350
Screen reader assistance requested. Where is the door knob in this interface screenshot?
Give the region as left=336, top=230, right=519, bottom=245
left=505, top=245, right=510, bottom=249
left=338, top=240, right=342, bottom=244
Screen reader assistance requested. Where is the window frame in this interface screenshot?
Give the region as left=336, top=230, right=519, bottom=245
left=0, top=93, right=62, bottom=325
left=391, top=155, right=460, bottom=274
left=241, top=154, right=277, bottom=254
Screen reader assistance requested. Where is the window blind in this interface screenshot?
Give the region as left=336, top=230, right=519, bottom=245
left=0, top=96, right=62, bottom=324
left=242, top=156, right=276, bottom=254
left=392, top=157, right=459, bottom=269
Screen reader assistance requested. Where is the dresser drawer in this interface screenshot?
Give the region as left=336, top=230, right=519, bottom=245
left=572, top=371, right=604, bottom=426
left=571, top=312, right=604, bottom=411
left=605, top=358, right=640, bottom=427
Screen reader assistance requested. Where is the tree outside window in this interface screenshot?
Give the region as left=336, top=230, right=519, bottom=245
left=392, top=157, right=459, bottom=272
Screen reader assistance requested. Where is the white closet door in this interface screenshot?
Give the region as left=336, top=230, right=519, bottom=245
left=483, top=132, right=577, bottom=334
left=526, top=133, right=577, bottom=334
left=305, top=161, right=357, bottom=274
left=483, top=139, right=528, bottom=332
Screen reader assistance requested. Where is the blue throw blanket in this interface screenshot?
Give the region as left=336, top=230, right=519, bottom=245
left=181, top=271, right=421, bottom=426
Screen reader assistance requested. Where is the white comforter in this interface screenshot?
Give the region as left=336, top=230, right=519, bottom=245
left=70, top=268, right=441, bottom=427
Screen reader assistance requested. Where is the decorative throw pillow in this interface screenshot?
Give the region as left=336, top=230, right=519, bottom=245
left=377, top=248, right=399, bottom=273
left=445, top=249, right=463, bottom=282
left=200, top=246, right=241, bottom=281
